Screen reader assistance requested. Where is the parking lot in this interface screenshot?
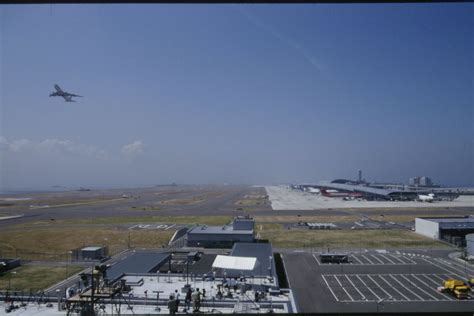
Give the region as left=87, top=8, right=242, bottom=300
left=322, top=273, right=463, bottom=302
left=283, top=250, right=474, bottom=313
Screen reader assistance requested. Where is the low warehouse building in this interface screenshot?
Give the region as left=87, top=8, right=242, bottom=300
left=186, top=216, right=255, bottom=248
left=415, top=216, right=474, bottom=246
left=71, top=246, right=108, bottom=261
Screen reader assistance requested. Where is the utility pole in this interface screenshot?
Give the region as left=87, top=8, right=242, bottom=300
left=90, top=267, right=95, bottom=315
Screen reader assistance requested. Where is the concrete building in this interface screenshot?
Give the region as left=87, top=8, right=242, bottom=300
left=186, top=216, right=255, bottom=248
left=466, top=233, right=474, bottom=258
left=71, top=246, right=108, bottom=261
left=415, top=217, right=474, bottom=246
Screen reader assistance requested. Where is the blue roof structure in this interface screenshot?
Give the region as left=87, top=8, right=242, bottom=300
left=187, top=225, right=253, bottom=235
left=107, top=251, right=170, bottom=282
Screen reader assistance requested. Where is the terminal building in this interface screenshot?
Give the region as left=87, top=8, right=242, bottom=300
left=409, top=176, right=434, bottom=187
left=415, top=216, right=474, bottom=247
left=186, top=216, right=255, bottom=248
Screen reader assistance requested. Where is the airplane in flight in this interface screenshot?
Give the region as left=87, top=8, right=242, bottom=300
left=49, top=84, right=82, bottom=102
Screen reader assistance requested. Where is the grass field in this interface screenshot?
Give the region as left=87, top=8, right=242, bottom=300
left=0, top=227, right=175, bottom=259
left=0, top=265, right=83, bottom=291
left=0, top=216, right=234, bottom=260
left=257, top=224, right=449, bottom=249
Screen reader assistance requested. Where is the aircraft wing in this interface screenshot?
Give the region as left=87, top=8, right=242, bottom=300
left=65, top=92, right=82, bottom=97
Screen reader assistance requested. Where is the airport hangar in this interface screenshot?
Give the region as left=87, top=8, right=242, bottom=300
left=415, top=216, right=474, bottom=247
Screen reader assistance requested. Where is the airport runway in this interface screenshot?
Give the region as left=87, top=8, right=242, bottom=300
left=1, top=185, right=474, bottom=229
left=0, top=185, right=271, bottom=228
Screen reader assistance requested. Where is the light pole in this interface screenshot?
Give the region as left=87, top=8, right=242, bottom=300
left=8, top=271, right=17, bottom=290
left=66, top=251, right=72, bottom=278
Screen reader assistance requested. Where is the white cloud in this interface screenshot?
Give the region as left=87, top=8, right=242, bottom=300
left=9, top=139, right=33, bottom=152
left=121, top=140, right=145, bottom=158
left=36, top=138, right=108, bottom=159
left=0, top=136, right=8, bottom=149
left=1, top=137, right=108, bottom=160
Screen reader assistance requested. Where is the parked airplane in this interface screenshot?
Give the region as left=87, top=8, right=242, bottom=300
left=418, top=193, right=435, bottom=202
left=320, top=188, right=363, bottom=198
left=50, top=84, right=82, bottom=102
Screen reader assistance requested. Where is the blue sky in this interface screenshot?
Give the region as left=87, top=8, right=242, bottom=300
left=0, top=3, right=472, bottom=188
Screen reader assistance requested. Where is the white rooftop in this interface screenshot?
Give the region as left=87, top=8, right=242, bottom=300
left=81, top=246, right=103, bottom=251
left=212, top=255, right=258, bottom=271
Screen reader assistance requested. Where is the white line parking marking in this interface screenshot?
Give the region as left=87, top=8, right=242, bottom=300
left=398, top=255, right=416, bottom=264
left=388, top=254, right=406, bottom=264
left=417, top=274, right=455, bottom=301
left=321, top=275, right=339, bottom=302
left=380, top=254, right=396, bottom=264
left=434, top=258, right=473, bottom=277
left=371, top=255, right=385, bottom=264
left=388, top=275, right=425, bottom=301
left=351, top=255, right=364, bottom=264
left=361, top=254, right=375, bottom=264
left=334, top=275, right=354, bottom=301
left=312, top=253, right=321, bottom=265
left=400, top=275, right=438, bottom=300
left=378, top=275, right=409, bottom=301
left=422, top=258, right=465, bottom=279
left=345, top=275, right=366, bottom=300
left=356, top=274, right=381, bottom=301
left=367, top=275, right=393, bottom=298
left=430, top=274, right=447, bottom=283
left=322, top=274, right=460, bottom=302
left=442, top=258, right=474, bottom=274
